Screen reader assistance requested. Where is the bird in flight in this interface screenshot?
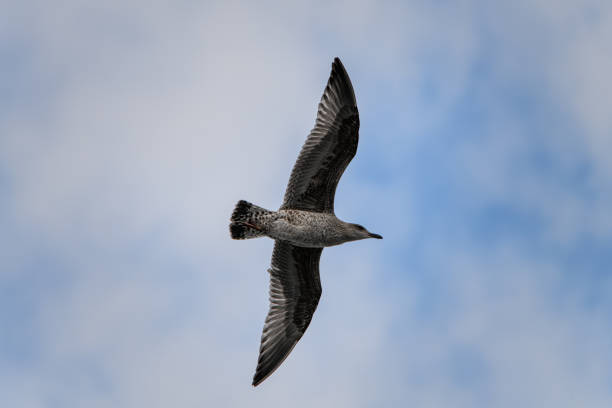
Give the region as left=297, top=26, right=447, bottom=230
left=229, top=57, right=382, bottom=386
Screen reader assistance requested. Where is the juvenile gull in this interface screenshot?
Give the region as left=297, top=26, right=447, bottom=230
left=229, top=57, right=382, bottom=386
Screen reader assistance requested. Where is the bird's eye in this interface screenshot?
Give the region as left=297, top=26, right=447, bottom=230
left=355, top=224, right=365, bottom=230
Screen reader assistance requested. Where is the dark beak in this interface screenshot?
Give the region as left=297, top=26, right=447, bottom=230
left=369, top=233, right=383, bottom=239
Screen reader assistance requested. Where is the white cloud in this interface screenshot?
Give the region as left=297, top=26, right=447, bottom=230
left=2, top=1, right=612, bottom=407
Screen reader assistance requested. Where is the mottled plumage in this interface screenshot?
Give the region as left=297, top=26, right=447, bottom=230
left=229, top=58, right=381, bottom=386
left=280, top=59, right=359, bottom=213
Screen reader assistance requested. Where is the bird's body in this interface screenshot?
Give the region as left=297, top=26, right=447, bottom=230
left=269, top=210, right=342, bottom=247
left=229, top=58, right=381, bottom=386
left=269, top=209, right=366, bottom=247
left=233, top=205, right=374, bottom=248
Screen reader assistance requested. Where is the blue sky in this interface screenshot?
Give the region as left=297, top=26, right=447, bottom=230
left=2, top=1, right=612, bottom=406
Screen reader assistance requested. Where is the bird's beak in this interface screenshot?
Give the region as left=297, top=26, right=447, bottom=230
left=369, top=233, right=383, bottom=239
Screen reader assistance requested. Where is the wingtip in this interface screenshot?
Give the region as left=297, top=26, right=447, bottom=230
left=251, top=364, right=272, bottom=387
left=252, top=371, right=262, bottom=387
left=252, top=371, right=267, bottom=387
left=327, top=57, right=356, bottom=107
left=252, top=363, right=269, bottom=387
left=332, top=56, right=344, bottom=70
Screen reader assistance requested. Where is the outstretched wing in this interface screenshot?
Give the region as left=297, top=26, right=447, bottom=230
left=252, top=241, right=323, bottom=386
left=280, top=57, right=359, bottom=214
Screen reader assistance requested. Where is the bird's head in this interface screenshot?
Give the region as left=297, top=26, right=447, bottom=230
left=347, top=223, right=383, bottom=241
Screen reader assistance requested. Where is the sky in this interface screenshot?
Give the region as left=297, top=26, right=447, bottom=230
left=1, top=0, right=612, bottom=406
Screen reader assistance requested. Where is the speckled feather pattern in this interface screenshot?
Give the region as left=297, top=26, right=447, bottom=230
left=252, top=241, right=322, bottom=386
left=280, top=58, right=359, bottom=214
left=264, top=209, right=351, bottom=248
left=231, top=203, right=355, bottom=247
left=229, top=58, right=379, bottom=387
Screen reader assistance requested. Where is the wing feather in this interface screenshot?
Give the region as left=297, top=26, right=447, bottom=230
left=281, top=58, right=359, bottom=213
left=252, top=241, right=323, bottom=386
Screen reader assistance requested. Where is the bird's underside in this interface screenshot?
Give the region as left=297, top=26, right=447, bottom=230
left=252, top=241, right=323, bottom=386
left=229, top=57, right=372, bottom=386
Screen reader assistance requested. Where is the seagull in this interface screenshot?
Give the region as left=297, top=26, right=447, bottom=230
left=229, top=57, right=382, bottom=386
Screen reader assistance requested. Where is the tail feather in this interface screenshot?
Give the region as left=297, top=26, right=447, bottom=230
left=229, top=200, right=271, bottom=240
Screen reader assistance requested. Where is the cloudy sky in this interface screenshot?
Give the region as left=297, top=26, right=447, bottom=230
left=2, top=1, right=612, bottom=406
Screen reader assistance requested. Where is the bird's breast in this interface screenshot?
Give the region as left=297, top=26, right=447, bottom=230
left=267, top=210, right=340, bottom=248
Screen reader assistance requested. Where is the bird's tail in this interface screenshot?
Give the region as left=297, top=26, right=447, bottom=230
left=229, top=200, right=272, bottom=240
